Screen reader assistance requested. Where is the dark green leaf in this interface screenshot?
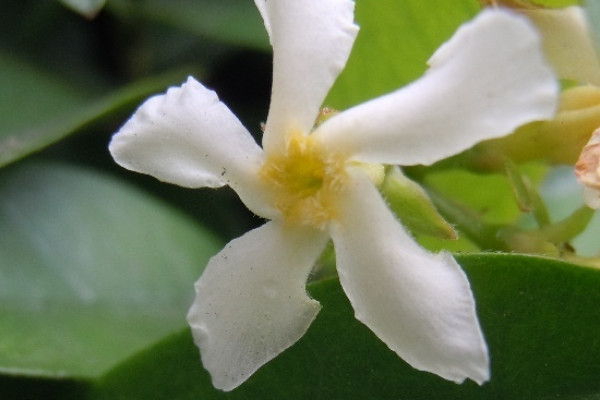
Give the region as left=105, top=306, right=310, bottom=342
left=0, top=161, right=222, bottom=378
left=0, top=375, right=88, bottom=400
left=107, top=0, right=269, bottom=50
left=0, top=50, right=189, bottom=168
left=0, top=50, right=88, bottom=148
left=91, top=253, right=600, bottom=399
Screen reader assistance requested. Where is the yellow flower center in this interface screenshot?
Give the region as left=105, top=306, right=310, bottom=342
left=259, top=133, right=348, bottom=229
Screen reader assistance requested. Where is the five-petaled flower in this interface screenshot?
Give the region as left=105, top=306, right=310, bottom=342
left=109, top=0, right=557, bottom=392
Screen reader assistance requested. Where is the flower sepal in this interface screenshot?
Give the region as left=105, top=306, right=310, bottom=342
left=381, top=166, right=457, bottom=240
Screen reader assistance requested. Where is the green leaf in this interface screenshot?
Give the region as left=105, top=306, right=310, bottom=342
left=107, top=0, right=269, bottom=50
left=326, top=0, right=479, bottom=109
left=0, top=161, right=222, bottom=378
left=90, top=253, right=600, bottom=399
left=59, top=0, right=106, bottom=18
left=0, top=50, right=189, bottom=168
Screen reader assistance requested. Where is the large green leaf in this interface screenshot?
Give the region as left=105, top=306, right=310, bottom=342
left=90, top=253, right=600, bottom=399
left=0, top=161, right=222, bottom=378
left=0, top=50, right=189, bottom=168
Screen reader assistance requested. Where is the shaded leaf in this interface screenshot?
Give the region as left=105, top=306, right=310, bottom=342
left=0, top=161, right=222, bottom=378
left=0, top=50, right=189, bottom=168
left=0, top=375, right=88, bottom=400
left=0, top=50, right=87, bottom=149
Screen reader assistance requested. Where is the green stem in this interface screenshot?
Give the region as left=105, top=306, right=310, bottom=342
left=541, top=206, right=595, bottom=244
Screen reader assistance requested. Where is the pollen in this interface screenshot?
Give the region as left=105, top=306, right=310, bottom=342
left=260, top=133, right=347, bottom=229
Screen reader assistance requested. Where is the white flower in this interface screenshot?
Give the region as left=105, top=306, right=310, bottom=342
left=109, top=1, right=557, bottom=392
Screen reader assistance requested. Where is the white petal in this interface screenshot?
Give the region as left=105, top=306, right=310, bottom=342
left=261, top=0, right=358, bottom=154
left=109, top=77, right=273, bottom=217
left=523, top=6, right=600, bottom=85
left=187, top=220, right=328, bottom=391
left=329, top=169, right=489, bottom=384
left=316, top=9, right=558, bottom=166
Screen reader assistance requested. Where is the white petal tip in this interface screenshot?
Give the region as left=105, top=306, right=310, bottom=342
left=186, top=223, right=327, bottom=391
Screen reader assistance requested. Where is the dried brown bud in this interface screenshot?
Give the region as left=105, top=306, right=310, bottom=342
left=576, top=128, right=600, bottom=208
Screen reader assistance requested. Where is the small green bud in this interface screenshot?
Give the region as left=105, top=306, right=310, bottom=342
left=381, top=167, right=457, bottom=240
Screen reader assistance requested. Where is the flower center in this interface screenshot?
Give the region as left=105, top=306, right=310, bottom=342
left=259, top=133, right=347, bottom=229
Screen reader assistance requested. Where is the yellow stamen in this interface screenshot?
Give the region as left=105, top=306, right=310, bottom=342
left=260, top=133, right=347, bottom=229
